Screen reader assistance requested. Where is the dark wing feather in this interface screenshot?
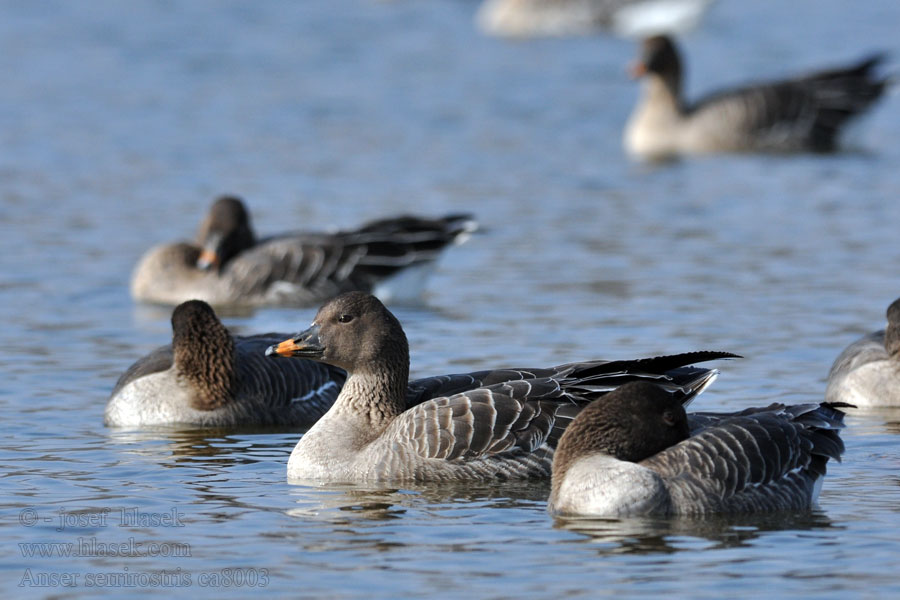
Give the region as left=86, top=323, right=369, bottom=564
left=689, top=55, right=887, bottom=150
left=220, top=214, right=477, bottom=301
left=405, top=351, right=738, bottom=409
left=565, top=351, right=740, bottom=378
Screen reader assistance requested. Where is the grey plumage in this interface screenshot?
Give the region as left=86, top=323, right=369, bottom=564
left=647, top=403, right=847, bottom=514
left=624, top=35, right=888, bottom=159
left=131, top=195, right=477, bottom=308
left=826, top=297, right=900, bottom=407
left=268, top=291, right=735, bottom=483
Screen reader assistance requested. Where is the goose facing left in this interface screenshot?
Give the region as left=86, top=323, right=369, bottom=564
left=266, top=291, right=737, bottom=483
left=130, top=195, right=478, bottom=309
left=624, top=35, right=888, bottom=160
left=105, top=300, right=347, bottom=428
left=549, top=381, right=847, bottom=517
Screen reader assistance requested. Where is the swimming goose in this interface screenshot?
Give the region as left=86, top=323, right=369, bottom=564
left=624, top=35, right=888, bottom=160
left=826, top=297, right=900, bottom=407
left=476, top=0, right=716, bottom=38
left=265, top=291, right=736, bottom=483
left=130, top=196, right=477, bottom=308
left=549, top=381, right=847, bottom=516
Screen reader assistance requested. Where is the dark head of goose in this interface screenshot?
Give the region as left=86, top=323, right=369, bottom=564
left=632, top=35, right=682, bottom=89
left=552, top=381, right=690, bottom=477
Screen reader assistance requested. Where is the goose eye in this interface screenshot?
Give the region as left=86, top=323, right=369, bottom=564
left=662, top=410, right=677, bottom=427
left=337, top=314, right=354, bottom=324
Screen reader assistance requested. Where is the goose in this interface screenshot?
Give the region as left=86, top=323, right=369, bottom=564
left=826, top=297, right=900, bottom=407
left=624, top=35, right=887, bottom=160
left=105, top=300, right=348, bottom=428
left=265, top=291, right=736, bottom=482
left=130, top=195, right=477, bottom=308
left=475, top=0, right=716, bottom=38
left=549, top=381, right=847, bottom=516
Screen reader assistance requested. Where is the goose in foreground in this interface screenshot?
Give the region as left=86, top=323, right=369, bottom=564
left=624, top=35, right=888, bottom=160
left=131, top=196, right=478, bottom=308
left=265, top=291, right=737, bottom=483
left=826, top=298, right=900, bottom=407
left=476, top=0, right=716, bottom=38
left=549, top=381, right=847, bottom=516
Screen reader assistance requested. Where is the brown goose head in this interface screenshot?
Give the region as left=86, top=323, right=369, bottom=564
left=266, top=292, right=410, bottom=378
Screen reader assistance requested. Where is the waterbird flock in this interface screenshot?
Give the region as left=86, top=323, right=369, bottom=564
left=105, top=3, right=895, bottom=521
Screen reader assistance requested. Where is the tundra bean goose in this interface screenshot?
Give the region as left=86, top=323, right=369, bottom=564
left=624, top=35, right=887, bottom=160
left=549, top=381, right=847, bottom=516
left=131, top=196, right=477, bottom=308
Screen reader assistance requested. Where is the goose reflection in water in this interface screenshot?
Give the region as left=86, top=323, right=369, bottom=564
left=555, top=510, right=837, bottom=555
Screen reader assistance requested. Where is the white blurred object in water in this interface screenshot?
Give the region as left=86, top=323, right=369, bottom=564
left=476, top=0, right=716, bottom=38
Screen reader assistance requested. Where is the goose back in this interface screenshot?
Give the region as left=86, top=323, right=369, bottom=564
left=684, top=54, right=887, bottom=152
left=625, top=35, right=888, bottom=158
left=645, top=403, right=846, bottom=514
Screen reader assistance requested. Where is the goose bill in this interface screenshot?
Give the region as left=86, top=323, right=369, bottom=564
left=265, top=325, right=324, bottom=358
left=196, top=231, right=223, bottom=270
left=628, top=60, right=647, bottom=79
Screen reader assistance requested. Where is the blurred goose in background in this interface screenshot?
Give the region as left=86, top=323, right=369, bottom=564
left=266, top=291, right=737, bottom=483
left=131, top=196, right=477, bottom=309
left=624, top=35, right=888, bottom=160
left=549, top=381, right=847, bottom=516
left=476, top=0, right=716, bottom=38
left=826, top=297, right=900, bottom=407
